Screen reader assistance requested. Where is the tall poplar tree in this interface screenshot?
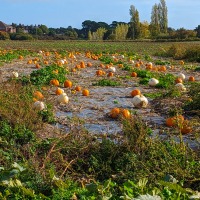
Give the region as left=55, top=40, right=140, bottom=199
left=129, top=5, right=140, bottom=39
left=158, top=0, right=168, bottom=33
left=150, top=3, right=160, bottom=37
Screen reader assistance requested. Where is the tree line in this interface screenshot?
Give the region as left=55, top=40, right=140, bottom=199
left=0, top=0, right=200, bottom=40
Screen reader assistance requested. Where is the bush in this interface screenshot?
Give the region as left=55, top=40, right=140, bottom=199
left=10, top=33, right=33, bottom=40
left=0, top=31, right=10, bottom=40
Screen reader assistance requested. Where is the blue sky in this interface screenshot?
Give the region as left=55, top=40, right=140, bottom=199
left=1, top=0, right=199, bottom=30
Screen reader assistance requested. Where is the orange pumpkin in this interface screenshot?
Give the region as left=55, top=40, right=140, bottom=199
left=131, top=72, right=137, bottom=77
left=96, top=70, right=103, bottom=76
left=180, top=120, right=192, bottom=134
left=110, top=108, right=120, bottom=119
left=75, top=86, right=81, bottom=92
left=131, top=89, right=141, bottom=97
left=107, top=72, right=114, bottom=77
left=64, top=80, right=73, bottom=88
left=33, top=91, right=44, bottom=100
left=50, top=79, right=59, bottom=86
left=35, top=63, right=40, bottom=69
left=121, top=109, right=131, bottom=119
left=55, top=88, right=64, bottom=95
left=18, top=55, right=23, bottom=60
left=87, top=62, right=92, bottom=67
left=175, top=78, right=183, bottom=84
left=166, top=115, right=184, bottom=127
left=82, top=89, right=89, bottom=96
left=188, top=76, right=195, bottom=82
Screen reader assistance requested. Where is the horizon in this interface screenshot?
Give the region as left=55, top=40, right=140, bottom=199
left=1, top=0, right=199, bottom=30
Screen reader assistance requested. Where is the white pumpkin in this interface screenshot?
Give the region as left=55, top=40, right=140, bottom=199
left=57, top=93, right=69, bottom=104
left=109, top=66, right=116, bottom=73
left=60, top=59, right=65, bottom=65
left=148, top=78, right=159, bottom=86
left=33, top=101, right=46, bottom=111
left=177, top=73, right=185, bottom=80
left=175, top=83, right=186, bottom=91
left=12, top=71, right=19, bottom=78
left=132, top=94, right=148, bottom=108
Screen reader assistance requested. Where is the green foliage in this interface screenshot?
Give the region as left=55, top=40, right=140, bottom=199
left=10, top=33, right=33, bottom=40
left=0, top=49, right=33, bottom=63
left=30, top=64, right=68, bottom=86
left=184, top=82, right=200, bottom=116
left=92, top=79, right=121, bottom=86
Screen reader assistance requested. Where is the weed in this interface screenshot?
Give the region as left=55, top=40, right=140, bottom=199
left=92, top=79, right=121, bottom=86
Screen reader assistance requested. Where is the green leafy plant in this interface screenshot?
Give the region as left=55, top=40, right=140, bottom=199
left=92, top=79, right=121, bottom=86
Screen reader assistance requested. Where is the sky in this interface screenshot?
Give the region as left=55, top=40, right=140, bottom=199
left=0, top=0, right=199, bottom=30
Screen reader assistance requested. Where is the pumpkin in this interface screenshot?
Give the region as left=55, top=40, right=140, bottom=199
left=135, top=63, right=140, bottom=67
left=180, top=120, right=192, bottom=134
left=82, top=89, right=89, bottom=96
left=35, top=63, right=40, bottom=69
left=188, top=76, right=195, bottom=82
left=50, top=79, right=59, bottom=86
left=33, top=101, right=46, bottom=111
left=12, top=71, right=19, bottom=78
left=18, top=55, right=23, bottom=60
left=131, top=72, right=137, bottom=77
left=166, top=115, right=184, bottom=127
left=87, top=62, right=92, bottom=67
left=27, top=60, right=32, bottom=64
left=34, top=91, right=44, bottom=99
left=148, top=78, right=159, bottom=86
left=96, top=70, right=103, bottom=76
left=107, top=72, right=114, bottom=77
left=175, top=78, right=183, bottom=84
left=109, top=66, right=116, bottom=73
left=80, top=61, right=86, bottom=68
left=110, top=108, right=120, bottom=118
left=55, top=87, right=64, bottom=95
left=132, top=94, right=148, bottom=108
left=121, top=109, right=131, bottom=119
left=64, top=80, right=72, bottom=88
left=131, top=89, right=141, bottom=97
left=177, top=73, right=185, bottom=80
left=175, top=83, right=186, bottom=91
left=75, top=86, right=82, bottom=92
left=57, top=93, right=69, bottom=104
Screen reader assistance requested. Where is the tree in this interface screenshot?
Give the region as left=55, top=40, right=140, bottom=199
left=115, top=24, right=129, bottom=40
left=88, top=28, right=107, bottom=40
left=129, top=5, right=140, bottom=39
left=0, top=31, right=10, bottom=40
left=140, top=21, right=150, bottom=38
left=158, top=0, right=168, bottom=33
left=195, top=25, right=200, bottom=38
left=39, top=25, right=49, bottom=34
left=150, top=3, right=160, bottom=37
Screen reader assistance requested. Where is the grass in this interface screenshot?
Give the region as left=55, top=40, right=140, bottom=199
left=92, top=79, right=121, bottom=86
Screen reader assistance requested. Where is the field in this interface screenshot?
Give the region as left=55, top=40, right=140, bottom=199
left=0, top=40, right=200, bottom=199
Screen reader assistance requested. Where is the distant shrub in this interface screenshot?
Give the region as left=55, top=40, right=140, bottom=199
left=0, top=31, right=10, bottom=40
left=10, top=33, right=33, bottom=40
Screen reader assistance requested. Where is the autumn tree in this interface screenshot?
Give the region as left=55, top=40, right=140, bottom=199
left=140, top=21, right=150, bottom=38
left=129, top=5, right=140, bottom=39
left=115, top=24, right=129, bottom=40
left=88, top=27, right=107, bottom=40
